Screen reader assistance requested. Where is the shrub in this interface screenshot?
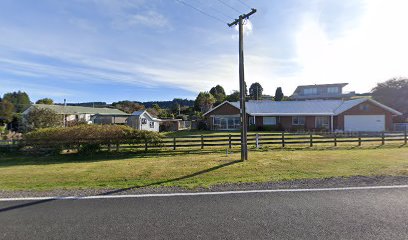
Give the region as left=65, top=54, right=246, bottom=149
left=197, top=121, right=209, bottom=130
left=23, top=125, right=162, bottom=154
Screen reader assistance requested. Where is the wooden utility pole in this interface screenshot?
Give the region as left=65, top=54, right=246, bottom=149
left=228, top=8, right=256, bottom=161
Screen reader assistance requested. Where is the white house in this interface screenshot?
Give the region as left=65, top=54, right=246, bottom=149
left=127, top=110, right=160, bottom=132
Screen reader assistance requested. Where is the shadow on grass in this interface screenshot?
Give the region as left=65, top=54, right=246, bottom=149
left=1, top=143, right=406, bottom=167
left=0, top=149, right=229, bottom=167
left=0, top=159, right=242, bottom=213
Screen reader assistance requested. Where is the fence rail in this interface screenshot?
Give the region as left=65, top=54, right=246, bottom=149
left=2, top=131, right=407, bottom=152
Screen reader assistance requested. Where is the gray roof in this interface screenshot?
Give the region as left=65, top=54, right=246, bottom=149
left=205, top=98, right=402, bottom=116
left=25, top=104, right=127, bottom=115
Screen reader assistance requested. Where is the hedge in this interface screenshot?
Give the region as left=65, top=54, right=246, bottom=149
left=23, top=125, right=162, bottom=154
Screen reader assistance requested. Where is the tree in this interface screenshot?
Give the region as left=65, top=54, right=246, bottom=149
left=25, top=107, right=62, bottom=131
left=36, top=98, right=54, bottom=105
left=152, top=103, right=161, bottom=112
left=209, top=85, right=226, bottom=105
left=372, top=77, right=408, bottom=115
left=274, top=87, right=284, bottom=101
left=3, top=91, right=31, bottom=113
left=249, top=82, right=263, bottom=100
left=112, top=101, right=145, bottom=114
left=225, top=90, right=240, bottom=102
left=0, top=100, right=15, bottom=124
left=194, top=92, right=216, bottom=112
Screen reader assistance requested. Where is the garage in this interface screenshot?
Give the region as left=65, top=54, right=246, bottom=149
left=344, top=115, right=385, bottom=132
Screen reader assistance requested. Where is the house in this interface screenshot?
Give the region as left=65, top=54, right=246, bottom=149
left=22, top=104, right=128, bottom=125
left=127, top=110, right=160, bottom=132
left=290, top=83, right=355, bottom=100
left=159, top=119, right=192, bottom=132
left=203, top=98, right=402, bottom=132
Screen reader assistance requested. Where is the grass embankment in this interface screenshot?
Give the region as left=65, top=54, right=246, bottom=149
left=1, top=146, right=407, bottom=191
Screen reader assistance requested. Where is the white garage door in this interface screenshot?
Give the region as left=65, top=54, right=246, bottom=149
left=344, top=115, right=385, bottom=132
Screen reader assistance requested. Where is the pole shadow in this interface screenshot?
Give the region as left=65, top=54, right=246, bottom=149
left=0, top=159, right=242, bottom=213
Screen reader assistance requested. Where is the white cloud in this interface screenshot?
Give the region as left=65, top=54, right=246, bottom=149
left=291, top=0, right=408, bottom=93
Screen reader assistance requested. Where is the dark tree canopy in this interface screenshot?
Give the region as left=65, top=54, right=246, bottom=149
left=194, top=92, right=216, bottom=112
left=249, top=82, right=263, bottom=100
left=372, top=77, right=408, bottom=116
left=25, top=107, right=62, bottom=131
left=275, top=87, right=284, bottom=101
left=0, top=100, right=15, bottom=123
left=112, top=101, right=145, bottom=114
left=209, top=85, right=226, bottom=105
left=3, top=91, right=31, bottom=113
left=36, top=98, right=54, bottom=105
left=225, top=90, right=240, bottom=102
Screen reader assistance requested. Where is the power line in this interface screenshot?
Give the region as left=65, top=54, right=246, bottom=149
left=236, top=0, right=251, bottom=9
left=197, top=0, right=234, bottom=21
left=174, top=0, right=227, bottom=24
left=216, top=0, right=242, bottom=14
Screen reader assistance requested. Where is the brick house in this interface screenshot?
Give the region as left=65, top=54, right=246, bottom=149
left=203, top=98, right=402, bottom=132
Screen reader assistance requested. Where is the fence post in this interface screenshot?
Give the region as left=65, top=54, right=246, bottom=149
left=282, top=132, right=285, bottom=148
left=358, top=133, right=362, bottom=146
left=116, top=143, right=120, bottom=152
left=173, top=137, right=176, bottom=150
left=256, top=134, right=259, bottom=149
left=229, top=134, right=232, bottom=149
left=201, top=135, right=204, bottom=149
left=145, top=139, right=148, bottom=152
left=334, top=133, right=337, bottom=147
left=405, top=129, right=407, bottom=145
left=381, top=132, right=385, bottom=145
left=310, top=133, right=313, bottom=147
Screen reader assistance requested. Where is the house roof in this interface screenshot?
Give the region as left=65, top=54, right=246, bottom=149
left=24, top=104, right=127, bottom=115
left=204, top=98, right=402, bottom=116
left=131, top=110, right=161, bottom=121
left=293, top=83, right=349, bottom=93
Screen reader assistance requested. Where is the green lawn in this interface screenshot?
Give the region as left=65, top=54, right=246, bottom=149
left=1, top=146, right=407, bottom=191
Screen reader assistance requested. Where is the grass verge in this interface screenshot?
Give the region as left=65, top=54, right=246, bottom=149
left=0, top=147, right=407, bottom=191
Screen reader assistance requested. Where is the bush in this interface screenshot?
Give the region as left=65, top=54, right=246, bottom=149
left=197, top=121, right=209, bottom=130
left=23, top=125, right=162, bottom=154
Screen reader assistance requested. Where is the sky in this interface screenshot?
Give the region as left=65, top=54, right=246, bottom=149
left=1, top=0, right=408, bottom=103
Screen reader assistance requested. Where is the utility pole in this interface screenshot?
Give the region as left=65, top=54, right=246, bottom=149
left=228, top=8, right=256, bottom=161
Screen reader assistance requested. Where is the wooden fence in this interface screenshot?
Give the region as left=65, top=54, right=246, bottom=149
left=1, top=131, right=407, bottom=152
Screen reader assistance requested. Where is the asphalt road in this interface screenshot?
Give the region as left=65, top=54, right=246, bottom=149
left=0, top=188, right=407, bottom=240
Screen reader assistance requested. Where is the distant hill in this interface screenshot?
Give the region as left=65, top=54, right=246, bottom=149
left=60, top=99, right=194, bottom=109
left=136, top=99, right=194, bottom=109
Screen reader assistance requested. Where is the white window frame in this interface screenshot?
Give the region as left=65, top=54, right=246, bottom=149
left=304, top=88, right=317, bottom=95
left=292, top=116, right=305, bottom=126
left=263, top=117, right=277, bottom=126
left=149, top=121, right=155, bottom=128
left=315, top=116, right=330, bottom=129
left=327, top=87, right=339, bottom=94
left=141, top=118, right=147, bottom=124
left=213, top=116, right=240, bottom=130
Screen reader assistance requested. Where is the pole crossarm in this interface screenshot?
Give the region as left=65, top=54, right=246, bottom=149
left=227, top=8, right=257, bottom=27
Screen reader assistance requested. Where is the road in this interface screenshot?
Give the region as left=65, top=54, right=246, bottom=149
left=0, top=187, right=407, bottom=240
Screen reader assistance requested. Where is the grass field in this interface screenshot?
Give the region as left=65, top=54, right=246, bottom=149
left=1, top=146, right=407, bottom=191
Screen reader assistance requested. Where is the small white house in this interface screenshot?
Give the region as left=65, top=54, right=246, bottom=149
left=127, top=110, right=160, bottom=132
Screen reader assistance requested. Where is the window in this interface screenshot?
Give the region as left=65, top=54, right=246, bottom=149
left=304, top=88, right=317, bottom=95
left=149, top=122, right=155, bottom=128
left=315, top=116, right=330, bottom=129
left=359, top=104, right=370, bottom=111
left=292, top=116, right=305, bottom=125
left=327, top=87, right=339, bottom=94
left=249, top=117, right=255, bottom=125
left=213, top=116, right=240, bottom=130
left=141, top=118, right=147, bottom=124
left=263, top=117, right=277, bottom=125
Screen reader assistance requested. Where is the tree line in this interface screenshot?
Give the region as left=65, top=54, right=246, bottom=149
left=1, top=78, right=408, bottom=132
left=193, top=83, right=287, bottom=113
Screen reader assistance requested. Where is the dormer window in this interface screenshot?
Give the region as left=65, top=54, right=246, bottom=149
left=304, top=88, right=317, bottom=95
left=328, top=87, right=339, bottom=94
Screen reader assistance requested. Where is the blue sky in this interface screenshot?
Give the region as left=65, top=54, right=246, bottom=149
left=1, top=0, right=407, bottom=103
